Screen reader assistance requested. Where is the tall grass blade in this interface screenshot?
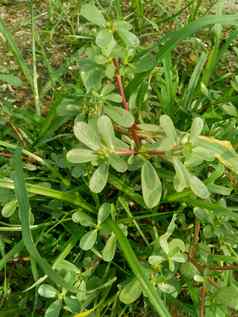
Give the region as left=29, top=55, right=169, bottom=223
left=13, top=149, right=78, bottom=292
left=30, top=1, right=41, bottom=116
left=182, top=52, right=207, bottom=111
left=0, top=17, right=33, bottom=88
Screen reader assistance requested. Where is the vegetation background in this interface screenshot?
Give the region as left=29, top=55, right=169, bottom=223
left=1, top=0, right=238, bottom=316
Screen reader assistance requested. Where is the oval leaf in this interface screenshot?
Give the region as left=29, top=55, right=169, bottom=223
left=80, top=3, right=106, bottom=27
left=67, top=149, right=97, bottom=164
left=45, top=299, right=62, bottom=317
left=1, top=199, right=17, bottom=218
left=98, top=203, right=111, bottom=224
left=190, top=117, right=204, bottom=144
left=108, top=154, right=127, bottom=172
left=160, top=115, right=177, bottom=145
left=189, top=175, right=210, bottom=199
left=72, top=210, right=95, bottom=227
left=89, top=163, right=109, bottom=193
left=38, top=284, right=58, bottom=299
left=96, top=30, right=116, bottom=56
left=102, top=233, right=117, bottom=262
left=97, top=115, right=115, bottom=148
left=172, top=158, right=189, bottom=192
left=73, top=121, right=101, bottom=150
left=141, top=161, right=162, bottom=208
left=104, top=105, right=134, bottom=128
left=119, top=278, right=142, bottom=304
left=80, top=229, right=98, bottom=251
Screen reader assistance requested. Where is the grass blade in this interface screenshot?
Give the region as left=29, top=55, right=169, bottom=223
left=13, top=149, right=77, bottom=292
left=0, top=17, right=33, bottom=88
left=107, top=218, right=171, bottom=317
left=182, top=52, right=207, bottom=111
left=156, top=15, right=238, bottom=63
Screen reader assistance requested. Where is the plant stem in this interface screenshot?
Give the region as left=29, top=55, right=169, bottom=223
left=199, top=287, right=206, bottom=317
left=113, top=59, right=129, bottom=111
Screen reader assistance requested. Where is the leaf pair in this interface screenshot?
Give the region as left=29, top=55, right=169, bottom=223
left=73, top=204, right=117, bottom=261
left=173, top=158, right=210, bottom=199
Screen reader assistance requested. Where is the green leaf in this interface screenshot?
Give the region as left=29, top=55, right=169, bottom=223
left=119, top=278, right=142, bottom=304
left=72, top=210, right=95, bottom=227
left=108, top=154, right=127, bottom=172
left=172, top=158, right=188, bottom=192
left=116, top=22, right=139, bottom=47
left=141, top=161, right=162, bottom=208
left=80, top=3, right=106, bottom=27
left=98, top=203, right=111, bottom=224
left=81, top=68, right=104, bottom=92
left=97, top=115, right=115, bottom=148
left=160, top=115, right=177, bottom=145
left=148, top=255, right=165, bottom=269
left=67, top=149, right=97, bottom=164
left=158, top=283, right=176, bottom=295
left=104, top=105, right=135, bottom=128
left=73, top=121, right=101, bottom=151
left=102, top=233, right=117, bottom=262
left=105, top=93, right=122, bottom=103
left=45, top=300, right=62, bottom=317
left=38, top=284, right=58, bottom=298
left=89, top=164, right=109, bottom=193
left=190, top=117, right=204, bottom=144
left=215, top=286, right=238, bottom=310
left=80, top=229, right=98, bottom=251
left=1, top=199, right=17, bottom=218
left=96, top=29, right=116, bottom=56
left=189, top=175, right=210, bottom=199
left=0, top=73, right=23, bottom=87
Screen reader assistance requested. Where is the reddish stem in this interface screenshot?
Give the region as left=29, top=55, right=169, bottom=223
left=113, top=59, right=129, bottom=111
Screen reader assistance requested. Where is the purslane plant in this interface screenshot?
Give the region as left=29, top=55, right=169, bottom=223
left=2, top=2, right=238, bottom=317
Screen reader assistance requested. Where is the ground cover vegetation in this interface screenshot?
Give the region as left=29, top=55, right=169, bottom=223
left=1, top=0, right=238, bottom=316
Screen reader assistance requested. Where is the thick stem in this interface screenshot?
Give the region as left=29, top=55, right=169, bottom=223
left=199, top=287, right=206, bottom=317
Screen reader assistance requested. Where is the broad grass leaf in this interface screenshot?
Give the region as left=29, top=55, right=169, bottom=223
left=67, top=149, right=97, bottom=164
left=45, top=300, right=62, bottom=317
left=1, top=199, right=17, bottom=218
left=80, top=229, right=97, bottom=251
left=74, top=309, right=95, bottom=317
left=73, top=122, right=101, bottom=151
left=89, top=164, right=109, bottom=193
left=160, top=115, right=177, bottom=145
left=38, top=284, right=58, bottom=298
left=104, top=105, right=134, bottom=128
left=102, top=233, right=117, bottom=262
left=72, top=210, right=95, bottom=227
left=80, top=4, right=106, bottom=27
left=119, top=278, right=142, bottom=304
left=0, top=73, right=23, bottom=87
left=189, top=175, right=210, bottom=199
left=97, top=115, right=115, bottom=148
left=141, top=161, right=162, bottom=208
left=108, top=154, right=127, bottom=172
